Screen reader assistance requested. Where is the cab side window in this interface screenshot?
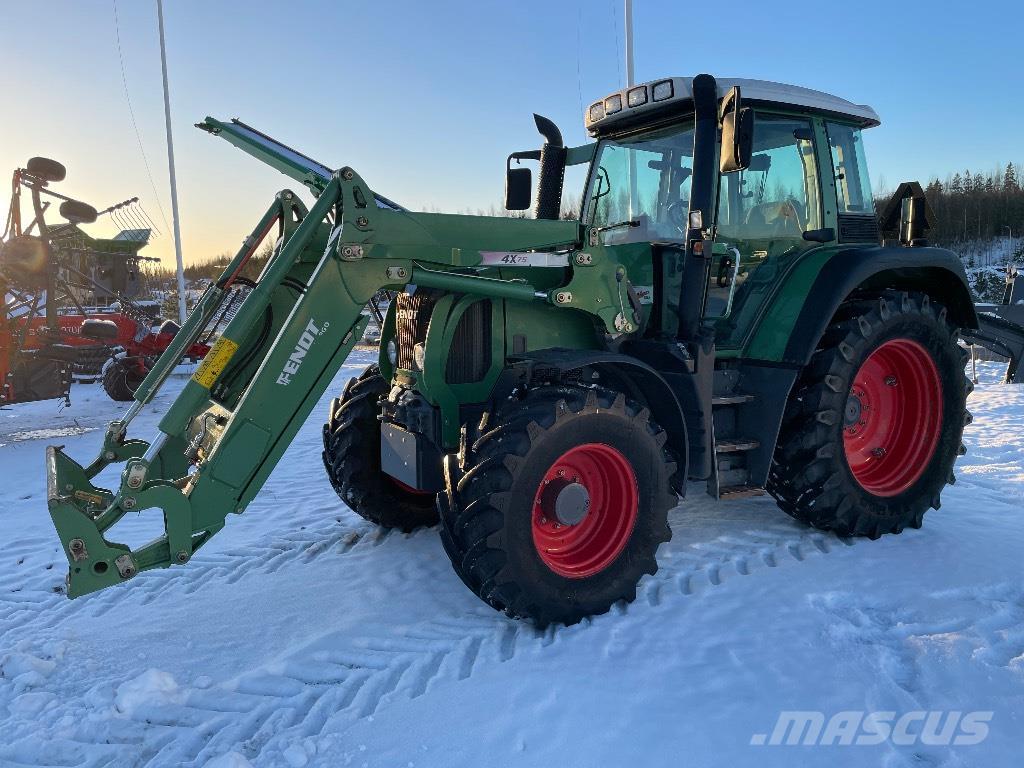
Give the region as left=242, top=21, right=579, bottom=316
left=826, top=122, right=874, bottom=215
left=717, top=114, right=821, bottom=251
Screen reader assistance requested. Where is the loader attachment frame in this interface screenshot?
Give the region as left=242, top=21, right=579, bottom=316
left=46, top=161, right=587, bottom=598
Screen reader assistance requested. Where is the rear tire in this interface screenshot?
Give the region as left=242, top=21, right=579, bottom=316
left=768, top=291, right=970, bottom=538
left=101, top=358, right=145, bottom=401
left=439, top=384, right=678, bottom=626
left=322, top=365, right=438, bottom=531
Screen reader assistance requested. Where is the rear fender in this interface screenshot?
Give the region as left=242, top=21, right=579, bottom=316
left=745, top=245, right=977, bottom=366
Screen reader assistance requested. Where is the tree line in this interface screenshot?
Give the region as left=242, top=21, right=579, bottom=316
left=919, top=162, right=1023, bottom=246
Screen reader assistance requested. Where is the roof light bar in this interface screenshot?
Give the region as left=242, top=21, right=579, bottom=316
left=584, top=76, right=881, bottom=136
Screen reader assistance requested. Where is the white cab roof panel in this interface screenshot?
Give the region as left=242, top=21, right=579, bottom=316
left=585, top=76, right=880, bottom=135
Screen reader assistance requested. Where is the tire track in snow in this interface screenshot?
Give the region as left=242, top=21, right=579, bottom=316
left=1, top=513, right=867, bottom=767
left=0, top=509, right=389, bottom=641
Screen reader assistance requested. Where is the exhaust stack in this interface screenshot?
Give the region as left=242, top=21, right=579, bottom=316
left=533, top=114, right=566, bottom=220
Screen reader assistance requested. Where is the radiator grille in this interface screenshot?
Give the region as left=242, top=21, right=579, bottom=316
left=393, top=292, right=491, bottom=382
left=446, top=300, right=491, bottom=384
left=394, top=290, right=439, bottom=371
left=838, top=213, right=881, bottom=244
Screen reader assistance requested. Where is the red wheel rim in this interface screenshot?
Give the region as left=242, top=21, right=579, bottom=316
left=531, top=443, right=638, bottom=578
left=843, top=339, right=943, bottom=497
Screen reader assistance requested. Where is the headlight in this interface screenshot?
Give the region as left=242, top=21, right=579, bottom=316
left=588, top=102, right=605, bottom=122
left=604, top=94, right=623, bottom=114
left=386, top=339, right=397, bottom=366
left=413, top=342, right=425, bottom=370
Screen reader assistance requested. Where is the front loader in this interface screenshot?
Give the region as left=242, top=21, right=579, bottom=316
left=48, top=75, right=978, bottom=625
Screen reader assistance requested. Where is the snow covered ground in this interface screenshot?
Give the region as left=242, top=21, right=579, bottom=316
left=1, top=351, right=1021, bottom=768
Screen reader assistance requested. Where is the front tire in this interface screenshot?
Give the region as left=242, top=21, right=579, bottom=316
left=768, top=291, right=970, bottom=538
left=439, top=385, right=678, bottom=626
left=322, top=365, right=438, bottom=531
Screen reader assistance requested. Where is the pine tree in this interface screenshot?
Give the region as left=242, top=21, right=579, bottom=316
left=1005, top=162, right=1019, bottom=193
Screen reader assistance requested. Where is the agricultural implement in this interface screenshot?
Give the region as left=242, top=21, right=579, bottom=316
left=47, top=75, right=993, bottom=624
left=963, top=267, right=1024, bottom=383
left=1, top=159, right=208, bottom=405
left=2, top=158, right=106, bottom=405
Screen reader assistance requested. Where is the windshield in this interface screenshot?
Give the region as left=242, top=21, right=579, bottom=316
left=584, top=120, right=696, bottom=244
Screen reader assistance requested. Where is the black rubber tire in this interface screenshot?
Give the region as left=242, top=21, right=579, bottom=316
left=102, top=358, right=145, bottom=402
left=59, top=199, right=97, bottom=224
left=321, top=365, right=439, bottom=531
left=80, top=318, right=120, bottom=341
left=438, top=384, right=678, bottom=626
left=26, top=156, right=66, bottom=183
left=767, top=291, right=971, bottom=538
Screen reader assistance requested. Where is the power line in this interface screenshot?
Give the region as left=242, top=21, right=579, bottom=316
left=111, top=0, right=171, bottom=234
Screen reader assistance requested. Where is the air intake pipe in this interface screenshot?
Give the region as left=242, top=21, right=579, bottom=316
left=533, top=114, right=567, bottom=220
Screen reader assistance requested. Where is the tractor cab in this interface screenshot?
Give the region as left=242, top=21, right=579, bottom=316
left=577, top=76, right=882, bottom=347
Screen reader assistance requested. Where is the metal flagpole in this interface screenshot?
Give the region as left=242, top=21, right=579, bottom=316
left=156, top=0, right=187, bottom=324
left=624, top=0, right=638, bottom=219
left=624, top=0, right=635, bottom=87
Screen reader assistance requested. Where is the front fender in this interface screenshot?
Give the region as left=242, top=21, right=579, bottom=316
left=511, top=348, right=689, bottom=486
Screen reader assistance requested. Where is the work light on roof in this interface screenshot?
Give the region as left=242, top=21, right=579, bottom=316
left=589, top=102, right=605, bottom=122
left=605, top=94, right=623, bottom=114
left=627, top=86, right=648, bottom=107
left=652, top=80, right=673, bottom=102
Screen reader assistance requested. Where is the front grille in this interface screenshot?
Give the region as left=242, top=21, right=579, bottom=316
left=394, top=292, right=492, bottom=382
left=838, top=213, right=881, bottom=244
left=394, top=290, right=440, bottom=371
left=446, top=299, right=491, bottom=384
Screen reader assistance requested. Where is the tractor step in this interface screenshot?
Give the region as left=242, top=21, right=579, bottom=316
left=711, top=393, right=756, bottom=406
left=718, top=485, right=767, bottom=500
left=715, top=437, right=760, bottom=453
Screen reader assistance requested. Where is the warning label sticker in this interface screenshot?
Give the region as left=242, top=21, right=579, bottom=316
left=192, top=337, right=239, bottom=389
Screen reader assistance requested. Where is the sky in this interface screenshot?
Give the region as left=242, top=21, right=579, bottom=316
left=2, top=0, right=1021, bottom=267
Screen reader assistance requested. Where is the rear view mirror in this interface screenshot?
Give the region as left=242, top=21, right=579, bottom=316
left=505, top=165, right=532, bottom=211
left=719, top=87, right=753, bottom=174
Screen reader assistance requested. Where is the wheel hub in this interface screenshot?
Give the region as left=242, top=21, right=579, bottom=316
left=842, top=338, right=943, bottom=497
left=531, top=443, right=639, bottom=579
left=844, top=393, right=863, bottom=428
left=540, top=480, right=591, bottom=526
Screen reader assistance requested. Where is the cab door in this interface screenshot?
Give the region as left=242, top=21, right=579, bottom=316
left=704, top=113, right=824, bottom=336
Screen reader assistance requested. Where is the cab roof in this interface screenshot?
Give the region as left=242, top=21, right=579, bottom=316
left=585, top=76, right=880, bottom=136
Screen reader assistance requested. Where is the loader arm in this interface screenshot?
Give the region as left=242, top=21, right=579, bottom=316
left=45, top=154, right=597, bottom=598
left=196, top=117, right=405, bottom=211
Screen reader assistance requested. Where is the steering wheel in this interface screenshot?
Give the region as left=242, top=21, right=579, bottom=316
left=667, top=199, right=689, bottom=234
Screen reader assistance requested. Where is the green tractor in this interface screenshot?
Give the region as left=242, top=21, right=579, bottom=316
left=46, top=75, right=975, bottom=625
